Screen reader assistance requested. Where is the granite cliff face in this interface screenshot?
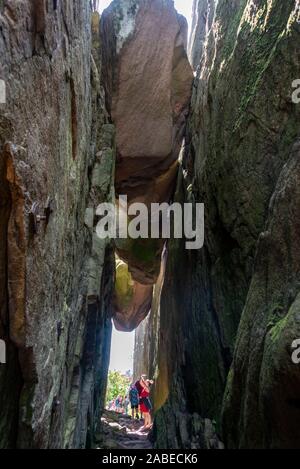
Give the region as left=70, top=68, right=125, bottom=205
left=0, top=3, right=114, bottom=448
left=135, top=0, right=300, bottom=449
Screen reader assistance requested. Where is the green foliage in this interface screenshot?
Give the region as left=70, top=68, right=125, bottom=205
left=106, top=370, right=131, bottom=405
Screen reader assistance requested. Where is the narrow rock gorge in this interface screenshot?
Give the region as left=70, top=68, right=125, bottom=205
left=0, top=0, right=300, bottom=450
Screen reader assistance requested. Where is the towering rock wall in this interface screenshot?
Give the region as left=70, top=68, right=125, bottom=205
left=135, top=0, right=300, bottom=449
left=0, top=2, right=115, bottom=448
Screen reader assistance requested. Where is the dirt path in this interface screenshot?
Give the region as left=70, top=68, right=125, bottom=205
left=96, top=411, right=153, bottom=450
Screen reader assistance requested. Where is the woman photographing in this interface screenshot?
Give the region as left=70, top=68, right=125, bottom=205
left=138, top=374, right=154, bottom=431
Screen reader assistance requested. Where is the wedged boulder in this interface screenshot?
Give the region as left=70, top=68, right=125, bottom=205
left=113, top=258, right=153, bottom=332
left=101, top=0, right=193, bottom=330
left=101, top=1, right=193, bottom=179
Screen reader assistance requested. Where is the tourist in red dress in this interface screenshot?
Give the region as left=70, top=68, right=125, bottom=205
left=138, top=375, right=153, bottom=431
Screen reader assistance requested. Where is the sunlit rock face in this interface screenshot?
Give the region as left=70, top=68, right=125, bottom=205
left=188, top=0, right=216, bottom=69
left=101, top=0, right=193, bottom=331
left=113, top=258, right=153, bottom=332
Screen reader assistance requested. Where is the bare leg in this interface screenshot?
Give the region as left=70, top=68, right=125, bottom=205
left=141, top=412, right=151, bottom=430
left=139, top=413, right=146, bottom=431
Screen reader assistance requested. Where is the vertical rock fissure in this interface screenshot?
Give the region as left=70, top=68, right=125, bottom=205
left=70, top=78, right=78, bottom=161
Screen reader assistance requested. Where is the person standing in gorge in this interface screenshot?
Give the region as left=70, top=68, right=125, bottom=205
left=115, top=395, right=123, bottom=413
left=124, top=395, right=130, bottom=415
left=129, top=383, right=140, bottom=420
left=138, top=375, right=154, bottom=431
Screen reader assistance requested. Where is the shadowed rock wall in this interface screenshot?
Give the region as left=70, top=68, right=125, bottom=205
left=0, top=3, right=115, bottom=448
left=135, top=0, right=300, bottom=449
